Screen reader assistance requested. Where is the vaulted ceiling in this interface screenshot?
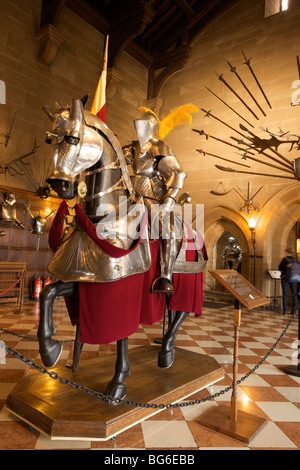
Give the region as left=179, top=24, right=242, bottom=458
left=39, top=0, right=240, bottom=98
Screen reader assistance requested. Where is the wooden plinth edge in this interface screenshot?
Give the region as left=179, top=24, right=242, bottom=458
left=7, top=345, right=224, bottom=441
left=198, top=404, right=268, bottom=443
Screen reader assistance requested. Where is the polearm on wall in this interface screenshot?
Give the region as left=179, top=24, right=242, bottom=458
left=227, top=60, right=267, bottom=117
left=242, top=51, right=272, bottom=109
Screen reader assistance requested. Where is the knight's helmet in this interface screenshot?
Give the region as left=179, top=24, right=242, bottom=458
left=134, top=104, right=199, bottom=147
left=134, top=109, right=160, bottom=147
left=228, top=237, right=235, bottom=246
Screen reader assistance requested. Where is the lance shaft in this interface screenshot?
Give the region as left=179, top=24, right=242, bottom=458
left=192, top=128, right=256, bottom=155
left=205, top=86, right=254, bottom=128
left=215, top=72, right=260, bottom=120
left=227, top=61, right=266, bottom=117
left=5, top=98, right=20, bottom=147
left=196, top=149, right=251, bottom=168
left=215, top=164, right=296, bottom=180
left=242, top=51, right=272, bottom=109
left=201, top=109, right=248, bottom=139
left=241, top=152, right=295, bottom=175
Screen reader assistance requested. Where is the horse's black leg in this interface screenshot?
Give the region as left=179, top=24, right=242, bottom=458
left=38, top=280, right=76, bottom=368
left=72, top=324, right=83, bottom=372
left=105, top=337, right=130, bottom=401
left=158, top=310, right=189, bottom=368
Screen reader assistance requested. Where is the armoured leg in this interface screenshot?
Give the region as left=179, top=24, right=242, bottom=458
left=38, top=280, right=76, bottom=367
left=152, top=234, right=178, bottom=293
left=158, top=311, right=189, bottom=368
left=105, top=337, right=130, bottom=400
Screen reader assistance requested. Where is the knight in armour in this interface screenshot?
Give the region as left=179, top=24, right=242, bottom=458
left=221, top=236, right=242, bottom=270
left=123, top=105, right=198, bottom=293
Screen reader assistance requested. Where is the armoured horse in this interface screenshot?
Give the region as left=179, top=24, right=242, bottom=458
left=38, top=96, right=207, bottom=400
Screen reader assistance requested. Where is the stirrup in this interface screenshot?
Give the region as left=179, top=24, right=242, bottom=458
left=151, top=277, right=174, bottom=293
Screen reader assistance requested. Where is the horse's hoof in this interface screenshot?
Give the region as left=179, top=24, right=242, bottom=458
left=105, top=381, right=127, bottom=401
left=40, top=340, right=62, bottom=368
left=158, top=349, right=174, bottom=368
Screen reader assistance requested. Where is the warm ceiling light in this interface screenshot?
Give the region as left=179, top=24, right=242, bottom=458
left=249, top=217, right=256, bottom=229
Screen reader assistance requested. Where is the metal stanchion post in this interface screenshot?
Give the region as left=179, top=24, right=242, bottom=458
left=285, top=295, right=300, bottom=377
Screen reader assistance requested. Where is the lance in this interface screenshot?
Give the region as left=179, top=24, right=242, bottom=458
left=232, top=134, right=294, bottom=171
left=297, top=55, right=300, bottom=80
left=215, top=164, right=297, bottom=180
left=196, top=149, right=251, bottom=168
left=201, top=110, right=293, bottom=170
left=239, top=151, right=296, bottom=175
left=5, top=98, right=20, bottom=147
left=192, top=128, right=256, bottom=155
left=240, top=124, right=294, bottom=169
left=227, top=60, right=267, bottom=117
left=242, top=51, right=272, bottom=109
left=215, top=72, right=260, bottom=120
left=201, top=109, right=248, bottom=139
left=205, top=86, right=254, bottom=128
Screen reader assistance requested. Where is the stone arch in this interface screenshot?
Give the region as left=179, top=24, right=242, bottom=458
left=255, top=182, right=300, bottom=296
left=202, top=205, right=251, bottom=291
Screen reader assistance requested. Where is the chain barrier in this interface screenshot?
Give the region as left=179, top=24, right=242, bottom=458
left=0, top=311, right=297, bottom=409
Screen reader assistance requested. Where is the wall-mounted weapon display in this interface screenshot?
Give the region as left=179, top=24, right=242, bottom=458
left=0, top=192, right=25, bottom=228
left=25, top=202, right=55, bottom=250
left=0, top=140, right=53, bottom=199
left=0, top=141, right=39, bottom=177
left=196, top=53, right=300, bottom=183
left=210, top=181, right=263, bottom=213
left=210, top=181, right=233, bottom=196
left=4, top=98, right=20, bottom=147
left=242, top=51, right=272, bottom=110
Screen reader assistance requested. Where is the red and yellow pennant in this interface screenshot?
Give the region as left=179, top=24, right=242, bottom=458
left=90, top=35, right=109, bottom=123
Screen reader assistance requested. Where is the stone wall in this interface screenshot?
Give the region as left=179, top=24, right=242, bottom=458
left=157, top=0, right=300, bottom=298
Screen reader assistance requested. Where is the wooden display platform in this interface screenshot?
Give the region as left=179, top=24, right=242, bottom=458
left=6, top=345, right=223, bottom=441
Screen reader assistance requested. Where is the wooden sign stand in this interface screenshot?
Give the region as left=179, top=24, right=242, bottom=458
left=199, top=270, right=269, bottom=443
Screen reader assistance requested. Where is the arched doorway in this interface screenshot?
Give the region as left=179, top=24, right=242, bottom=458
left=203, top=205, right=250, bottom=296
left=216, top=232, right=242, bottom=271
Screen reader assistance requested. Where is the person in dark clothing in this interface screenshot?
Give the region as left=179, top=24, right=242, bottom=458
left=278, top=248, right=298, bottom=315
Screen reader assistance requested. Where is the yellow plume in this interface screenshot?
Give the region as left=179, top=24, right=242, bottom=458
left=158, top=104, right=198, bottom=139
left=138, top=107, right=159, bottom=119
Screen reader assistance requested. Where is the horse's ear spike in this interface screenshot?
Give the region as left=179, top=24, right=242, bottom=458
left=81, top=94, right=89, bottom=108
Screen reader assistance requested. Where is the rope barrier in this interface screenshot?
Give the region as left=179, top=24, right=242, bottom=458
left=0, top=274, right=25, bottom=297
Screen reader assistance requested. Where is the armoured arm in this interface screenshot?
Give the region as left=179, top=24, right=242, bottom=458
left=157, top=155, right=186, bottom=212
left=122, top=141, right=139, bottom=165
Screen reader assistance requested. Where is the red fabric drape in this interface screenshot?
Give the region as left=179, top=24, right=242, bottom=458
left=77, top=239, right=164, bottom=344
left=169, top=226, right=207, bottom=317
left=49, top=201, right=69, bottom=251
left=48, top=202, right=206, bottom=344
